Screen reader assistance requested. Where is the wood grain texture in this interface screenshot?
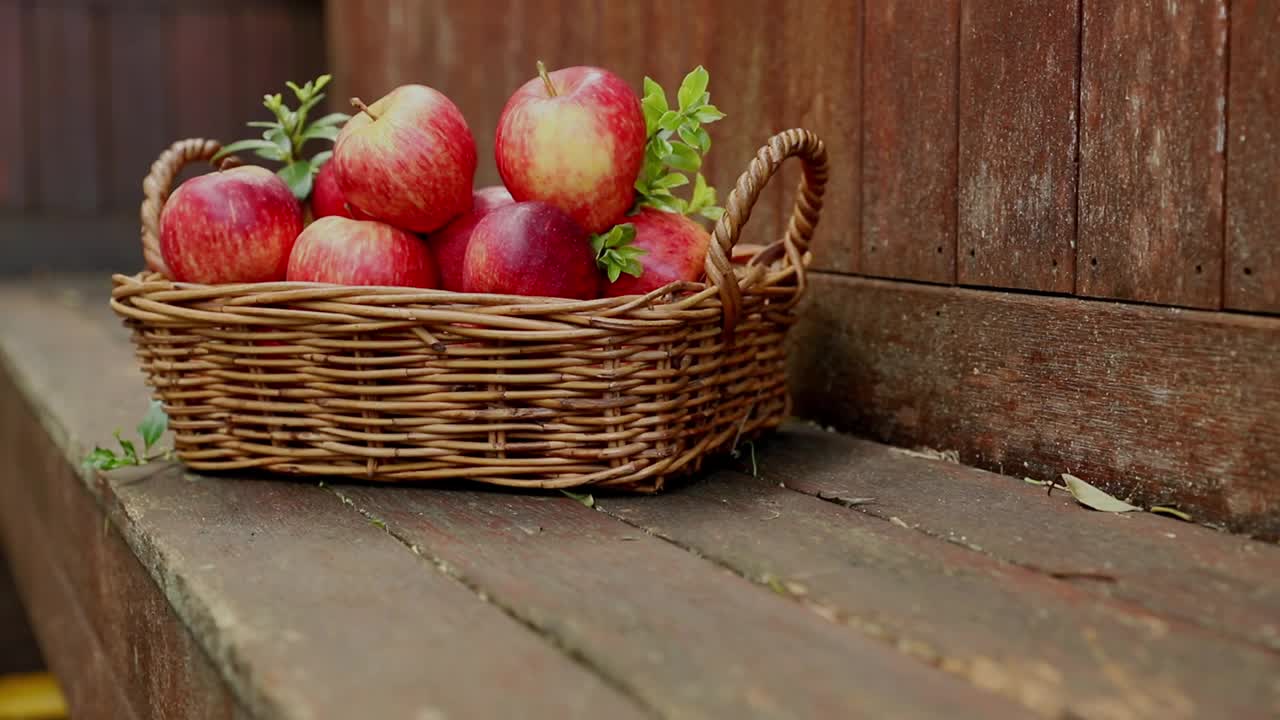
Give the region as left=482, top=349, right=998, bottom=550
left=958, top=0, right=1078, bottom=292
left=789, top=273, right=1280, bottom=538
left=604, top=469, right=1280, bottom=717
left=1225, top=0, right=1280, bottom=314
left=169, top=11, right=235, bottom=144
left=758, top=424, right=1280, bottom=654
left=0, top=283, right=650, bottom=720
left=33, top=5, right=100, bottom=213
left=778, top=1, right=860, bottom=273
left=862, top=0, right=959, bottom=283
left=0, top=557, right=44, bottom=674
left=108, top=9, right=169, bottom=211
left=1078, top=0, right=1227, bottom=308
left=340, top=485, right=1025, bottom=719
left=0, top=3, right=26, bottom=209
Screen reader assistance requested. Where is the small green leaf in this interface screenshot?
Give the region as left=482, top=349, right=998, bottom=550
left=286, top=80, right=305, bottom=99
left=561, top=489, right=596, bottom=508
left=300, top=124, right=340, bottom=142
left=678, top=66, right=710, bottom=111
left=83, top=447, right=120, bottom=471
left=279, top=162, right=314, bottom=200
left=699, top=205, right=725, bottom=221
left=693, top=104, right=726, bottom=124
left=115, top=431, right=139, bottom=464
left=693, top=126, right=711, bottom=153
left=309, top=150, right=333, bottom=171
left=623, top=258, right=644, bottom=277
left=1062, top=473, right=1141, bottom=513
left=654, top=136, right=674, bottom=159
left=1150, top=506, right=1193, bottom=521
left=664, top=142, right=701, bottom=172
left=314, top=74, right=332, bottom=92
left=309, top=112, right=351, bottom=129
left=212, top=138, right=282, bottom=162
left=658, top=110, right=683, bottom=132
left=246, top=121, right=278, bottom=129
left=137, top=400, right=168, bottom=452
left=653, top=172, right=689, bottom=190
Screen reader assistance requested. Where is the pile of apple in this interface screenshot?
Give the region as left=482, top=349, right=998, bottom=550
left=158, top=63, right=728, bottom=301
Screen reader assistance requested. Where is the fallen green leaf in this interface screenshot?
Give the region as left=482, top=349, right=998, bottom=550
left=1062, top=473, right=1140, bottom=513
left=560, top=489, right=595, bottom=508
left=1149, top=506, right=1192, bottom=522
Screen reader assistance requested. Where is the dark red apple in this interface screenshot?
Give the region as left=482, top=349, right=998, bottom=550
left=431, top=186, right=515, bottom=292
left=463, top=201, right=597, bottom=299
left=334, top=84, right=477, bottom=233
left=310, top=159, right=372, bottom=220
left=287, top=216, right=438, bottom=288
left=601, top=208, right=711, bottom=297
left=495, top=63, right=646, bottom=233
left=159, top=165, right=302, bottom=284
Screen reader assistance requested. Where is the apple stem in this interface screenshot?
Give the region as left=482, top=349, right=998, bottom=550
left=536, top=61, right=558, bottom=97
left=350, top=97, right=379, bottom=121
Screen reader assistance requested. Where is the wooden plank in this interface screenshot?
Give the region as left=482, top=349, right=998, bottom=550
left=1225, top=0, right=1280, bottom=314
left=778, top=2, right=860, bottom=274
left=0, top=3, right=26, bottom=209
left=0, top=556, right=44, bottom=674
left=339, top=486, right=1025, bottom=719
left=603, top=470, right=1280, bottom=717
left=1078, top=0, right=1227, bottom=308
left=0, top=381, right=247, bottom=720
left=862, top=0, right=959, bottom=283
left=0, top=215, right=142, bottom=275
left=169, top=11, right=235, bottom=144
left=107, top=9, right=169, bottom=212
left=789, top=273, right=1280, bottom=538
left=758, top=424, right=1280, bottom=654
left=958, top=0, right=1077, bottom=292
left=0, top=284, right=651, bottom=720
left=33, top=5, right=100, bottom=213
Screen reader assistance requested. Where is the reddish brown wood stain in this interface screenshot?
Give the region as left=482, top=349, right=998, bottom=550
left=108, top=10, right=169, bottom=212
left=1225, top=0, right=1280, bottom=314
left=1078, top=0, right=1228, bottom=308
left=33, top=5, right=100, bottom=213
left=958, top=0, right=1078, bottom=293
left=861, top=0, right=959, bottom=284
left=0, top=3, right=25, bottom=210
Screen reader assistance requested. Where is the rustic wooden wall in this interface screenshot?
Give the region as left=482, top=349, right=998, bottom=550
left=0, top=0, right=326, bottom=274
left=327, top=0, right=1277, bottom=535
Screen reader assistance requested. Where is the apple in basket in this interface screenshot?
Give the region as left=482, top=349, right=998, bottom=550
left=463, top=201, right=598, bottom=299
left=601, top=207, right=712, bottom=297
left=495, top=62, right=647, bottom=233
left=334, top=84, right=477, bottom=233
left=310, top=159, right=372, bottom=220
left=287, top=216, right=439, bottom=288
left=158, top=165, right=302, bottom=284
left=430, top=186, right=514, bottom=292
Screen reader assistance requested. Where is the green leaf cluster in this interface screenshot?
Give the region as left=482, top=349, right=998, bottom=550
left=83, top=401, right=170, bottom=471
left=591, top=223, right=646, bottom=282
left=635, top=66, right=726, bottom=220
left=212, top=74, right=350, bottom=201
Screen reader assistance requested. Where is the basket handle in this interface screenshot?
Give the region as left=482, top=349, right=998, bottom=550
left=140, top=138, right=234, bottom=276
left=704, top=128, right=828, bottom=337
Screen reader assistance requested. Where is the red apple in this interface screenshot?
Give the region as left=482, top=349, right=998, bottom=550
left=601, top=208, right=711, bottom=297
left=287, top=216, right=438, bottom=288
left=159, top=165, right=302, bottom=284
left=431, top=186, right=515, bottom=292
left=310, top=159, right=372, bottom=220
left=463, top=201, right=597, bottom=299
left=334, top=84, right=477, bottom=233
left=495, top=63, right=646, bottom=234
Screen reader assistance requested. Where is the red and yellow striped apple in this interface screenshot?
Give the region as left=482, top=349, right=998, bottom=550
left=310, top=159, right=371, bottom=220
left=601, top=208, right=711, bottom=297
left=158, top=165, right=302, bottom=284
left=334, top=84, right=477, bottom=233
left=495, top=64, right=646, bottom=234
left=430, top=186, right=514, bottom=292
left=287, top=216, right=438, bottom=288
left=463, top=201, right=598, bottom=299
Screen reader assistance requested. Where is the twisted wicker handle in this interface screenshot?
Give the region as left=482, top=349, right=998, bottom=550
left=140, top=138, right=231, bottom=276
left=704, top=128, right=828, bottom=336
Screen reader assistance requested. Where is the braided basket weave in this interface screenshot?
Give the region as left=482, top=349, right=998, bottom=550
left=110, top=129, right=827, bottom=491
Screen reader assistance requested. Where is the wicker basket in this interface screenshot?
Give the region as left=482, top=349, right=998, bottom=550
left=110, top=129, right=827, bottom=491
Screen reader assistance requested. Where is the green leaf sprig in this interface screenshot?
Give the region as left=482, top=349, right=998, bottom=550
left=635, top=66, right=726, bottom=220
left=591, top=223, right=645, bottom=282
left=83, top=401, right=171, bottom=471
left=212, top=74, right=350, bottom=201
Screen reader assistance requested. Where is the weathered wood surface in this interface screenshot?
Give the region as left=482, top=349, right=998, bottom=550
left=340, top=484, right=1019, bottom=719
left=33, top=4, right=100, bottom=213
left=0, top=2, right=25, bottom=210
left=1226, top=0, right=1280, bottom=314
left=860, top=0, right=958, bottom=284
left=605, top=468, right=1280, bottom=718
left=756, top=424, right=1280, bottom=654
left=957, top=0, right=1077, bottom=293
left=1078, top=0, right=1227, bottom=308
left=0, top=283, right=649, bottom=720
left=790, top=273, right=1280, bottom=538
left=0, top=557, right=43, bottom=675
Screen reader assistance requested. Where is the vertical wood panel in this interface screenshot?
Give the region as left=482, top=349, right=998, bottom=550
left=0, top=3, right=26, bottom=209
left=1225, top=0, right=1280, bottom=314
left=780, top=1, right=861, bottom=273
left=34, top=5, right=99, bottom=213
left=107, top=9, right=169, bottom=211
left=862, top=1, right=959, bottom=283
left=1078, top=0, right=1227, bottom=309
left=169, top=11, right=235, bottom=145
left=958, top=0, right=1078, bottom=293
